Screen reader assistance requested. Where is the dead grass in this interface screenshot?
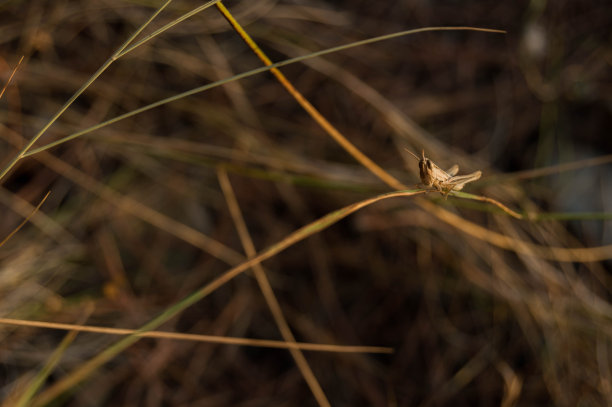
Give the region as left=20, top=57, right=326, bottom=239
left=1, top=0, right=611, bottom=406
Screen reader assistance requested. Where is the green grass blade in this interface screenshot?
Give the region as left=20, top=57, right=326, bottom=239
left=22, top=26, right=504, bottom=158
left=0, top=0, right=173, bottom=182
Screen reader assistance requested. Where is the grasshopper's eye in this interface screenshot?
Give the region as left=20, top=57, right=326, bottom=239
left=426, top=160, right=433, bottom=170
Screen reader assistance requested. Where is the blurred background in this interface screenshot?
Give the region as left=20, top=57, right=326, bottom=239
left=1, top=0, right=611, bottom=405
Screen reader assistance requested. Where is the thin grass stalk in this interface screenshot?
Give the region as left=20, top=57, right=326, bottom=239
left=21, top=26, right=505, bottom=158
left=217, top=168, right=330, bottom=407
left=0, top=0, right=174, bottom=182
left=30, top=189, right=427, bottom=406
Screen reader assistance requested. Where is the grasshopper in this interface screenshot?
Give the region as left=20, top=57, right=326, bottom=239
left=405, top=149, right=481, bottom=195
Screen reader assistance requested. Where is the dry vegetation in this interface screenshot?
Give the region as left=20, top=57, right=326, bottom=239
left=1, top=0, right=611, bottom=406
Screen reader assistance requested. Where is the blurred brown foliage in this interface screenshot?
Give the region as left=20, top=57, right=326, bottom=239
left=1, top=0, right=611, bottom=406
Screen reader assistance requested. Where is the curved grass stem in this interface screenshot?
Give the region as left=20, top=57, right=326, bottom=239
left=19, top=26, right=505, bottom=159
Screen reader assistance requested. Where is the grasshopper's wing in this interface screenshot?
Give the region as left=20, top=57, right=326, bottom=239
left=447, top=170, right=481, bottom=191
left=445, top=165, right=459, bottom=177
left=428, top=161, right=453, bottom=181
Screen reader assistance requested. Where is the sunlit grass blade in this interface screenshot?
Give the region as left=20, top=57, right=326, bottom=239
left=0, top=318, right=392, bottom=354
left=29, top=189, right=426, bottom=406
left=450, top=190, right=523, bottom=219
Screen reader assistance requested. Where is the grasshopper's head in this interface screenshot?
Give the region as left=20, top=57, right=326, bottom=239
left=404, top=148, right=435, bottom=187
left=418, top=150, right=435, bottom=186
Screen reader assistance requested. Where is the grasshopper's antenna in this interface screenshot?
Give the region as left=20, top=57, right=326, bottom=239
left=404, top=148, right=421, bottom=161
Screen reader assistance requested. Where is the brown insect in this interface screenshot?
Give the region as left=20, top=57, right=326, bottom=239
left=406, top=149, right=481, bottom=195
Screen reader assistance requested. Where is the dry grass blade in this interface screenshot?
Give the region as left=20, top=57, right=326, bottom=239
left=215, top=3, right=504, bottom=193
left=3, top=1, right=610, bottom=404
left=0, top=318, right=391, bottom=354
left=492, top=154, right=612, bottom=181
left=29, top=189, right=424, bottom=406
left=0, top=186, right=76, bottom=244
left=451, top=191, right=523, bottom=219
left=2, top=126, right=242, bottom=264
left=420, top=198, right=612, bottom=262
left=423, top=345, right=492, bottom=404
left=215, top=2, right=406, bottom=191
left=497, top=361, right=524, bottom=407
left=0, top=190, right=50, bottom=248
left=213, top=4, right=612, bottom=264
left=0, top=55, right=23, bottom=100
left=217, top=167, right=330, bottom=407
